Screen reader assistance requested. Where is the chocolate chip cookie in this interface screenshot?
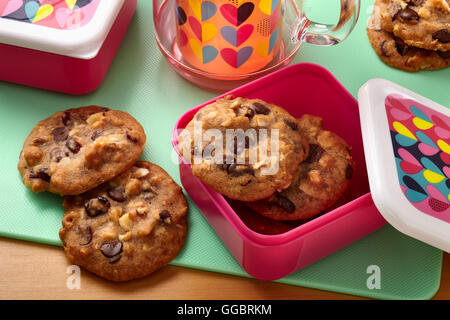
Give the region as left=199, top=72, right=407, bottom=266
left=59, top=161, right=188, bottom=282
left=178, top=96, right=309, bottom=201
left=18, top=106, right=146, bottom=195
left=246, top=115, right=354, bottom=221
left=367, top=27, right=450, bottom=71
left=377, top=0, right=450, bottom=51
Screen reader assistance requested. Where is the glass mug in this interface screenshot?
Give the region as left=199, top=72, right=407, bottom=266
left=154, top=0, right=360, bottom=90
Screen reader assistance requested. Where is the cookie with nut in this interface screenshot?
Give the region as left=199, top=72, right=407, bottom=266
left=59, top=161, right=188, bottom=282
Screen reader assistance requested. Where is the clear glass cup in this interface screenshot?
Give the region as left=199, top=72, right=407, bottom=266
left=153, top=0, right=360, bottom=92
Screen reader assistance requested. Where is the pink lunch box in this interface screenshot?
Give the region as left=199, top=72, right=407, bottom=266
left=171, top=63, right=387, bottom=281
left=0, top=0, right=137, bottom=95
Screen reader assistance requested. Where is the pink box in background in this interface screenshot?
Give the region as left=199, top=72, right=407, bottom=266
left=0, top=0, right=137, bottom=95
left=172, top=63, right=386, bottom=281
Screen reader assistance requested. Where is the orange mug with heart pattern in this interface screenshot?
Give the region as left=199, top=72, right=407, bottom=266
left=173, top=0, right=361, bottom=76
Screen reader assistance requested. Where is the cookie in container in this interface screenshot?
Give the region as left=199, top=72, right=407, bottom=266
left=171, top=63, right=387, bottom=281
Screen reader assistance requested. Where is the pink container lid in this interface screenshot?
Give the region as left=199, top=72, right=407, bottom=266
left=0, top=0, right=125, bottom=59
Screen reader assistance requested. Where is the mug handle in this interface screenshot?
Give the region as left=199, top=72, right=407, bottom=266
left=292, top=0, right=361, bottom=46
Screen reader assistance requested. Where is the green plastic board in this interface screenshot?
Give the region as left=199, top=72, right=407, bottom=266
left=0, top=0, right=447, bottom=300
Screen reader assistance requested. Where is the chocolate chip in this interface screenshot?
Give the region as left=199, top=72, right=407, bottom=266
left=107, top=186, right=126, bottom=202
left=407, top=0, right=423, bottom=6
left=159, top=210, right=172, bottom=223
left=233, top=136, right=251, bottom=155
left=240, top=179, right=252, bottom=186
left=393, top=8, right=419, bottom=22
left=50, top=147, right=64, bottom=162
left=126, top=131, right=138, bottom=143
left=108, top=254, right=122, bottom=264
left=227, top=164, right=255, bottom=177
left=244, top=107, right=255, bottom=119
left=273, top=194, right=296, bottom=213
left=29, top=172, right=39, bottom=179
left=66, top=138, right=81, bottom=154
left=437, top=51, right=450, bottom=59
left=432, top=29, right=450, bottom=43
left=91, top=130, right=103, bottom=141
left=77, top=224, right=92, bottom=246
left=345, top=164, right=353, bottom=179
left=380, top=40, right=390, bottom=57
left=85, top=196, right=110, bottom=217
left=217, top=162, right=231, bottom=171
left=101, top=241, right=122, bottom=258
left=51, top=127, right=68, bottom=142
left=36, top=168, right=51, bottom=182
left=250, top=103, right=271, bottom=115
left=62, top=112, right=72, bottom=126
left=305, top=144, right=325, bottom=163
left=283, top=118, right=299, bottom=131
left=395, top=37, right=409, bottom=56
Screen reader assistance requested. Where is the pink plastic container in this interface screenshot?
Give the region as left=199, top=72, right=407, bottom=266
left=172, top=63, right=386, bottom=281
left=0, top=0, right=136, bottom=95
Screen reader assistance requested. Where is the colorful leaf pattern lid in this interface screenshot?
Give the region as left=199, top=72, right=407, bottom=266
left=0, top=0, right=124, bottom=59
left=0, top=0, right=100, bottom=30
left=358, top=79, right=450, bottom=253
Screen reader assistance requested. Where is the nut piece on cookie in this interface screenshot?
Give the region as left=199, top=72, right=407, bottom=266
left=59, top=161, right=188, bottom=282
left=18, top=106, right=146, bottom=195
left=178, top=96, right=309, bottom=201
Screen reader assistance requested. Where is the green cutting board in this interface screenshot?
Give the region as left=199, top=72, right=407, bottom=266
left=0, top=0, right=447, bottom=299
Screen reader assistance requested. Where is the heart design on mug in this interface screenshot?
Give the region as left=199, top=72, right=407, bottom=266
left=220, top=46, right=253, bottom=68
left=220, top=24, right=254, bottom=47
left=270, top=4, right=281, bottom=33
left=178, top=29, right=188, bottom=47
left=201, top=1, right=217, bottom=21
left=220, top=3, right=254, bottom=27
left=258, top=0, right=279, bottom=15
left=188, top=0, right=216, bottom=21
left=189, top=16, right=217, bottom=42
left=1, top=0, right=23, bottom=17
left=255, top=29, right=278, bottom=57
left=176, top=6, right=187, bottom=25
left=188, top=0, right=201, bottom=20
left=189, top=38, right=218, bottom=64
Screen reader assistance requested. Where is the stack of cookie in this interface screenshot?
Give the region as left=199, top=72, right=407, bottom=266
left=367, top=0, right=449, bottom=71
left=179, top=96, right=354, bottom=229
left=18, top=106, right=188, bottom=281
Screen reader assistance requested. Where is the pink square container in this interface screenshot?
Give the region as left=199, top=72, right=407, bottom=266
left=171, top=63, right=387, bottom=281
left=0, top=0, right=137, bottom=95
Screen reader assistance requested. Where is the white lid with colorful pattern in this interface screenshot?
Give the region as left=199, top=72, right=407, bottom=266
left=358, top=79, right=450, bottom=253
left=0, top=0, right=124, bottom=59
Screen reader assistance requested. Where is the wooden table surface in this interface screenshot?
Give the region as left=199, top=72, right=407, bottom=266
left=0, top=237, right=449, bottom=300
